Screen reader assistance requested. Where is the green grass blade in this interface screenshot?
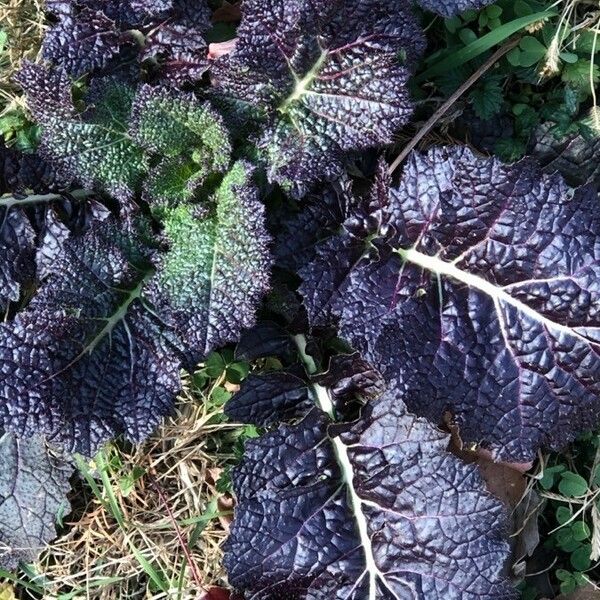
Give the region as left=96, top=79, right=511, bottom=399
left=417, top=10, right=557, bottom=81
left=75, top=452, right=171, bottom=594
left=0, top=569, right=45, bottom=595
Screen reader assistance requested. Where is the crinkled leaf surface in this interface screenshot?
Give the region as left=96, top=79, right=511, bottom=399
left=42, top=0, right=211, bottom=79
left=530, top=122, right=600, bottom=188
left=234, top=321, right=296, bottom=363
left=271, top=177, right=351, bottom=272
left=300, top=146, right=600, bottom=461
left=226, top=371, right=312, bottom=426
left=146, top=162, right=271, bottom=365
left=18, top=64, right=148, bottom=201
left=42, top=5, right=122, bottom=78
left=314, top=352, right=385, bottom=411
left=130, top=85, right=231, bottom=185
left=143, top=0, right=212, bottom=84
left=18, top=65, right=230, bottom=203
left=416, top=0, right=494, bottom=18
left=212, top=0, right=424, bottom=196
left=0, top=432, right=72, bottom=569
left=0, top=182, right=270, bottom=454
left=0, top=218, right=183, bottom=455
left=0, top=146, right=106, bottom=310
left=226, top=391, right=514, bottom=599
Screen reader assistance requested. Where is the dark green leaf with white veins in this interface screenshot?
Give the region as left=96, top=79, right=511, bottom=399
left=0, top=432, right=72, bottom=569
left=17, top=63, right=147, bottom=201
left=17, top=65, right=231, bottom=204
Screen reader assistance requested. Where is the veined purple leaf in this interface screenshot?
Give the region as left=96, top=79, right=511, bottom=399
left=416, top=0, right=494, bottom=18
left=225, top=371, right=312, bottom=426
left=225, top=341, right=515, bottom=599
left=142, top=0, right=212, bottom=84
left=41, top=0, right=210, bottom=78
left=234, top=321, right=296, bottom=363
left=0, top=165, right=271, bottom=454
left=299, top=146, right=600, bottom=462
left=211, top=0, right=424, bottom=197
left=0, top=145, right=105, bottom=310
left=0, top=433, right=72, bottom=569
left=530, top=122, right=600, bottom=188
left=42, top=7, right=122, bottom=78
left=0, top=218, right=183, bottom=456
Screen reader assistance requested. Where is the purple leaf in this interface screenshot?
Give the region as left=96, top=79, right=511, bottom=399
left=226, top=393, right=515, bottom=599
left=416, top=0, right=494, bottom=18
left=225, top=371, right=312, bottom=426
left=211, top=0, right=424, bottom=196
left=300, top=146, right=600, bottom=462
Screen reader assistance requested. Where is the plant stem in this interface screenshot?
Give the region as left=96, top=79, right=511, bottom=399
left=388, top=37, right=521, bottom=175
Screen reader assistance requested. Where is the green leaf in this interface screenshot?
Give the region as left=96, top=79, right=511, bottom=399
left=562, top=59, right=600, bottom=94
left=459, top=28, right=478, bottom=45
left=205, top=352, right=227, bottom=378
left=560, top=577, right=577, bottom=595
left=210, top=386, right=232, bottom=407
left=570, top=544, right=592, bottom=571
left=560, top=51, right=579, bottom=64
left=469, top=79, right=504, bottom=119
left=417, top=10, right=558, bottom=81
left=555, top=569, right=573, bottom=582
left=445, top=16, right=462, bottom=33
left=559, top=472, right=589, bottom=497
left=571, top=521, right=590, bottom=542
left=494, top=137, right=526, bottom=161
left=520, top=36, right=546, bottom=53
left=577, top=31, right=600, bottom=55
left=485, top=5, right=503, bottom=19
left=556, top=506, right=572, bottom=525
left=507, top=48, right=522, bottom=67
left=226, top=361, right=250, bottom=384
left=514, top=0, right=533, bottom=17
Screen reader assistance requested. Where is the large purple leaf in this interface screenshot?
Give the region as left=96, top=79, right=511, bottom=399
left=211, top=0, right=424, bottom=197
left=299, top=146, right=600, bottom=462
left=0, top=433, right=72, bottom=569
left=226, top=388, right=515, bottom=599
left=0, top=163, right=271, bottom=455
left=0, top=219, right=183, bottom=456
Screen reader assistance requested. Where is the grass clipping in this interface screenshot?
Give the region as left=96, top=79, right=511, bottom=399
left=0, top=0, right=45, bottom=113
left=26, top=377, right=240, bottom=599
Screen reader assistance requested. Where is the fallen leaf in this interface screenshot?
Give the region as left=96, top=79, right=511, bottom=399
left=200, top=586, right=231, bottom=600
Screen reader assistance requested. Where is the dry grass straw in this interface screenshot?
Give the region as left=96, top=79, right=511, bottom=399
left=0, top=0, right=45, bottom=114
left=24, top=377, right=238, bottom=600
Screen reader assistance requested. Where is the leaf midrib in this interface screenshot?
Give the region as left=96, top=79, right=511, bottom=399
left=396, top=246, right=597, bottom=345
